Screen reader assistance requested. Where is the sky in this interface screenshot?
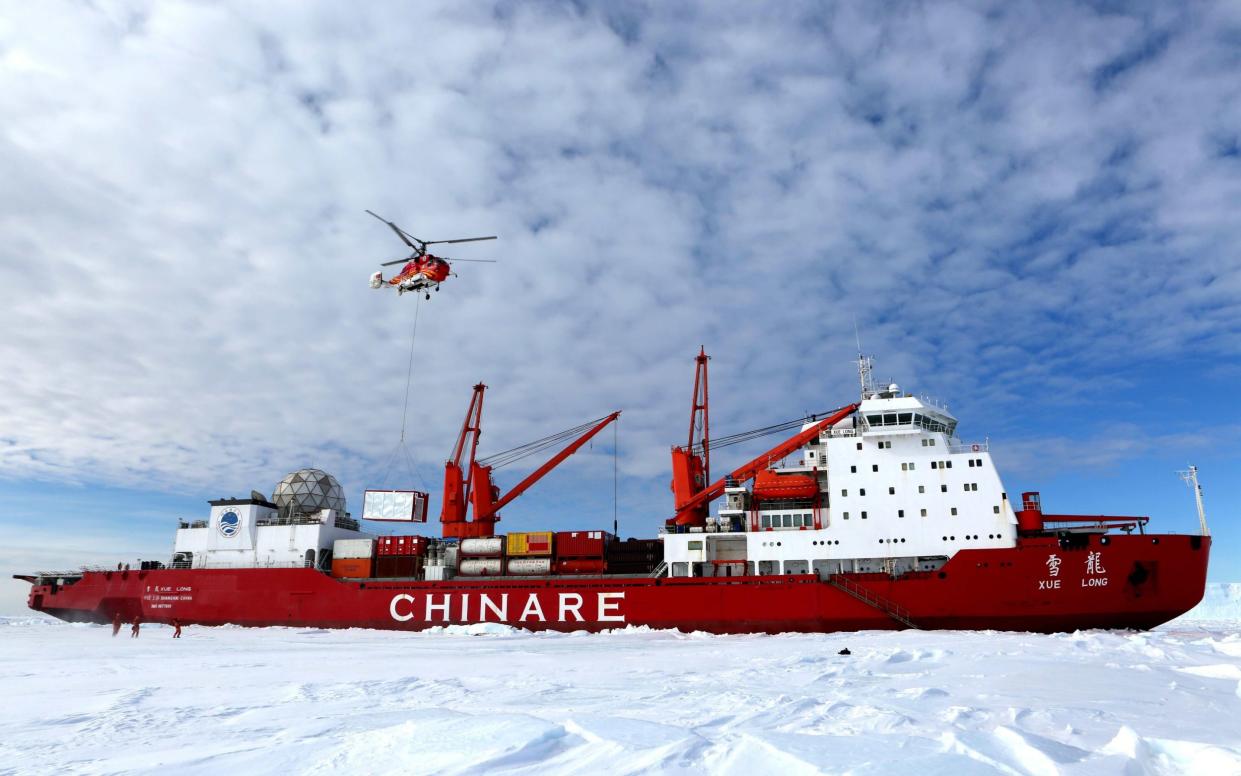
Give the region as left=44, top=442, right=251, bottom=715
left=1, top=1, right=1238, bottom=614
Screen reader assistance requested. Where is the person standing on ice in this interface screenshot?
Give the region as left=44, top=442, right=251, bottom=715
left=111, top=613, right=121, bottom=637
left=130, top=615, right=141, bottom=638
left=172, top=619, right=182, bottom=639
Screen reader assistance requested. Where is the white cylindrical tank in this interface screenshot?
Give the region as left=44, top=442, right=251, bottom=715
left=460, top=537, right=504, bottom=556
left=458, top=558, right=503, bottom=576
left=506, top=557, right=552, bottom=575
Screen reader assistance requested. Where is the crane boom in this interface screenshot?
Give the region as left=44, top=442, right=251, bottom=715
left=669, top=403, right=859, bottom=526
left=471, top=411, right=620, bottom=523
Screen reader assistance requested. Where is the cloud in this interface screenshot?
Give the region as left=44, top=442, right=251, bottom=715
left=0, top=0, right=1238, bottom=524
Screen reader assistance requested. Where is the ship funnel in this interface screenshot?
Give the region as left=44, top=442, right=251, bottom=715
left=1016, top=491, right=1044, bottom=535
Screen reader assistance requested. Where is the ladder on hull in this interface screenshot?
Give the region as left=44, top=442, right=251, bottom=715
left=827, top=575, right=918, bottom=629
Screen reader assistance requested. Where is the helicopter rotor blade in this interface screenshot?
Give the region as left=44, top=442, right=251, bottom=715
left=380, top=258, right=411, bottom=267
left=365, top=210, right=425, bottom=252
left=442, top=257, right=498, bottom=263
left=423, top=236, right=498, bottom=246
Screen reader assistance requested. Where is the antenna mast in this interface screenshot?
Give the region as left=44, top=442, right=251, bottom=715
left=853, top=320, right=877, bottom=400
left=1177, top=465, right=1209, bottom=536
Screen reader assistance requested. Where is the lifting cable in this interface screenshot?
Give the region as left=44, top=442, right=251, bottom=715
left=376, top=297, right=430, bottom=491
left=477, top=414, right=614, bottom=470
left=691, top=410, right=835, bottom=455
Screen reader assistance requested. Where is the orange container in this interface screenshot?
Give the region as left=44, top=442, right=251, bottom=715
left=331, top=558, right=372, bottom=578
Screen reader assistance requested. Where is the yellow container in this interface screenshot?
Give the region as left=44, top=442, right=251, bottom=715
left=506, top=531, right=554, bottom=557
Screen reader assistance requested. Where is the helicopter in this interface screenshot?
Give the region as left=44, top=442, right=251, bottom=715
left=365, top=210, right=497, bottom=299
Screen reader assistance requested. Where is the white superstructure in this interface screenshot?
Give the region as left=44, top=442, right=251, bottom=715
left=663, top=363, right=1018, bottom=578
left=171, top=472, right=373, bottom=570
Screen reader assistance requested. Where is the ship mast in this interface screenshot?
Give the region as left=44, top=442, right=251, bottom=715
left=1177, top=465, right=1210, bottom=536
left=855, top=353, right=877, bottom=401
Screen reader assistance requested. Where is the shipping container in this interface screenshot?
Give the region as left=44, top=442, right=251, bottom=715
left=506, top=531, right=554, bottom=557
left=331, top=558, right=372, bottom=578
left=460, top=536, right=505, bottom=556
left=458, top=558, right=503, bottom=576
left=379, top=535, right=427, bottom=557
left=506, top=557, right=553, bottom=575
left=554, top=530, right=611, bottom=558
left=555, top=558, right=607, bottom=575
left=334, top=538, right=375, bottom=560
left=375, top=555, right=420, bottom=578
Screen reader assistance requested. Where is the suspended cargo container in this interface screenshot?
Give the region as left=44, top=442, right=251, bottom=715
left=334, top=538, right=375, bottom=560
left=507, top=531, right=553, bottom=557
left=460, top=537, right=505, bottom=556
left=331, top=558, right=372, bottom=578
left=506, top=557, right=552, bottom=575
left=556, top=558, right=607, bottom=575
left=555, top=531, right=611, bottom=558
left=458, top=558, right=503, bottom=576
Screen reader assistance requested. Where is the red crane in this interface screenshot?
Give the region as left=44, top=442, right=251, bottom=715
left=440, top=383, right=621, bottom=539
left=440, top=384, right=487, bottom=538
left=669, top=347, right=711, bottom=526
left=668, top=402, right=859, bottom=526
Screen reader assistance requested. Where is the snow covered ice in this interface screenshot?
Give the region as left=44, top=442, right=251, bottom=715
left=3, top=612, right=1241, bottom=775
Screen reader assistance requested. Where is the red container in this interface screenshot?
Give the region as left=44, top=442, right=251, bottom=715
left=555, top=531, right=611, bottom=559
left=556, top=558, right=607, bottom=575
left=375, top=555, right=420, bottom=578
left=379, top=536, right=427, bottom=557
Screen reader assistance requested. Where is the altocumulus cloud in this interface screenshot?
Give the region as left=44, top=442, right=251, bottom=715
left=0, top=1, right=1239, bottom=512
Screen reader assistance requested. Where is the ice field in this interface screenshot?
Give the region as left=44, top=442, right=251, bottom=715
left=2, top=588, right=1240, bottom=775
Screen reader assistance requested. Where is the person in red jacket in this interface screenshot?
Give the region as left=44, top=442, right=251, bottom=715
left=172, top=619, right=182, bottom=638
left=130, top=615, right=141, bottom=638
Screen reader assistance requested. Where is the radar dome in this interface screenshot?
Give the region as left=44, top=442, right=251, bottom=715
left=272, top=468, right=346, bottom=516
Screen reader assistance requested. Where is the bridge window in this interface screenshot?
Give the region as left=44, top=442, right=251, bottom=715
left=889, top=486, right=895, bottom=495
left=841, top=489, right=847, bottom=497
left=993, top=505, right=1001, bottom=513
left=843, top=511, right=850, bottom=520
left=951, top=507, right=958, bottom=516
left=783, top=514, right=794, bottom=528
left=872, top=464, right=879, bottom=472
left=861, top=511, right=868, bottom=519
left=850, top=465, right=857, bottom=473
left=918, top=485, right=925, bottom=493
left=941, top=485, right=948, bottom=493
left=898, top=509, right=905, bottom=518
left=761, top=515, right=771, bottom=529
left=921, top=508, right=928, bottom=517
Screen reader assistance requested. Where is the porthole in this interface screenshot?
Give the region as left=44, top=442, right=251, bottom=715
left=1151, top=538, right=1159, bottom=545
left=1100, top=536, right=1110, bottom=546
left=938, top=572, right=947, bottom=579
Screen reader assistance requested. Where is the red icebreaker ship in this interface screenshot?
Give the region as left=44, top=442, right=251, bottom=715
left=17, top=354, right=1210, bottom=634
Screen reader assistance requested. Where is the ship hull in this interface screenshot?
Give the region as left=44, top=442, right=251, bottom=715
left=24, top=534, right=1209, bottom=634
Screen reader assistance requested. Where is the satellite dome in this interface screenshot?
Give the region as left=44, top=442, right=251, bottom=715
left=272, top=468, right=346, bottom=516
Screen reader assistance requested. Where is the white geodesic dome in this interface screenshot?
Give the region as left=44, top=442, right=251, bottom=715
left=272, top=468, right=346, bottom=516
